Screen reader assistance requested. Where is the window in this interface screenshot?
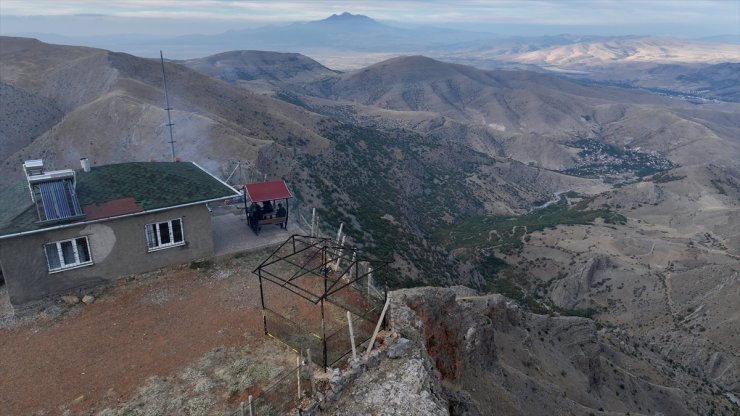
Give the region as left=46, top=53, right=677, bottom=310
left=45, top=236, right=92, bottom=272
left=145, top=219, right=184, bottom=251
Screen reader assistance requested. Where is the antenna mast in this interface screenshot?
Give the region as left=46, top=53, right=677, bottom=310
left=160, top=50, right=176, bottom=161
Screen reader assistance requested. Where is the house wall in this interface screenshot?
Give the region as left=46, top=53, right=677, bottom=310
left=0, top=204, right=214, bottom=311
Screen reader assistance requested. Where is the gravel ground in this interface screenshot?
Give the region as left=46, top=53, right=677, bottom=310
left=0, top=249, right=310, bottom=415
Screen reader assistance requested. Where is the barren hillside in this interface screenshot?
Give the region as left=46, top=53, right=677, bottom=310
left=180, top=50, right=338, bottom=92
left=187, top=52, right=740, bottom=170
left=501, top=36, right=740, bottom=67
left=334, top=287, right=738, bottom=416
left=0, top=36, right=328, bottom=184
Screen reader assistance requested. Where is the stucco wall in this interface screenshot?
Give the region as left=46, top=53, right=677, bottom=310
left=0, top=204, right=213, bottom=309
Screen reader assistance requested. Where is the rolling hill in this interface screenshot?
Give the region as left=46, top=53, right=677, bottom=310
left=179, top=50, right=338, bottom=93
left=185, top=51, right=740, bottom=171
left=499, top=36, right=740, bottom=67
left=0, top=36, right=329, bottom=184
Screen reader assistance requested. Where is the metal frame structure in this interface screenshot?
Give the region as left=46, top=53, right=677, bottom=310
left=254, top=234, right=391, bottom=369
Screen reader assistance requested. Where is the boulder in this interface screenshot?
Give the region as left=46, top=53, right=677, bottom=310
left=82, top=294, right=96, bottom=304
left=62, top=295, right=80, bottom=305
left=388, top=337, right=412, bottom=359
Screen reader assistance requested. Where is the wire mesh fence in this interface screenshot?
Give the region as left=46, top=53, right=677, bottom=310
left=255, top=234, right=390, bottom=370
left=263, top=308, right=323, bottom=358
left=227, top=358, right=311, bottom=416
left=236, top=212, right=391, bottom=414
left=261, top=280, right=382, bottom=369
left=324, top=309, right=378, bottom=366
left=254, top=360, right=312, bottom=416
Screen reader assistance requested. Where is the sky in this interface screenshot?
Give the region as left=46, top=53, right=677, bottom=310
left=1, top=0, right=739, bottom=38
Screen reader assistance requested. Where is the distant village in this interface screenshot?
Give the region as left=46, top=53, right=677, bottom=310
left=564, top=138, right=678, bottom=178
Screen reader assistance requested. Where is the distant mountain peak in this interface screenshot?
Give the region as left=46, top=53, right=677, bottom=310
left=319, top=12, right=382, bottom=27
left=324, top=12, right=372, bottom=21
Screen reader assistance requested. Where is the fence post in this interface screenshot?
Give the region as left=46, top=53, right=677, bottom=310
left=334, top=235, right=346, bottom=271
left=334, top=222, right=343, bottom=263
left=365, top=296, right=391, bottom=358
left=307, top=348, right=316, bottom=396
left=367, top=266, right=373, bottom=300
left=311, top=208, right=316, bottom=237
left=322, top=299, right=328, bottom=371
left=248, top=395, right=254, bottom=416
left=335, top=222, right=344, bottom=245
left=239, top=401, right=244, bottom=416
left=297, top=355, right=302, bottom=400
left=347, top=310, right=357, bottom=360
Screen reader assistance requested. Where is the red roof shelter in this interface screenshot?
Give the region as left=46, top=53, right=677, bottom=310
left=244, top=180, right=293, bottom=202
left=243, top=180, right=293, bottom=235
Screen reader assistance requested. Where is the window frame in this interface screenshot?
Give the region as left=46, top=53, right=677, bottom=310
left=44, top=236, right=93, bottom=273
left=145, top=218, right=185, bottom=252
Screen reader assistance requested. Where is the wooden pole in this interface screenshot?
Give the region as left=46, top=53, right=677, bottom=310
left=307, top=348, right=316, bottom=396
left=311, top=208, right=316, bottom=237
left=367, top=266, right=373, bottom=300
left=258, top=271, right=267, bottom=335
left=248, top=395, right=254, bottom=416
left=365, top=297, right=391, bottom=358
left=285, top=197, right=289, bottom=231
left=351, top=251, right=357, bottom=286
left=243, top=186, right=248, bottom=217
left=334, top=235, right=346, bottom=271
left=347, top=310, right=357, bottom=360
left=321, top=298, right=327, bottom=371
left=334, top=222, right=344, bottom=267
left=336, top=222, right=344, bottom=244
left=297, top=355, right=302, bottom=400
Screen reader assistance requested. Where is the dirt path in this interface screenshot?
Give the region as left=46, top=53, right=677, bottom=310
left=0, top=254, right=269, bottom=415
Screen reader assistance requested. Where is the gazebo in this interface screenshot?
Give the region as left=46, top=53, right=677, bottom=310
left=244, top=180, right=293, bottom=235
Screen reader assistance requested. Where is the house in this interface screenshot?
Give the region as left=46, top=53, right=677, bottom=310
left=0, top=159, right=240, bottom=314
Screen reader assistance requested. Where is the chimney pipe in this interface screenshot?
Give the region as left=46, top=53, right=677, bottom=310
left=80, top=158, right=91, bottom=173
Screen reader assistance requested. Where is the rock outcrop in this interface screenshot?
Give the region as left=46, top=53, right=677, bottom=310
left=323, top=286, right=736, bottom=415
left=550, top=255, right=613, bottom=309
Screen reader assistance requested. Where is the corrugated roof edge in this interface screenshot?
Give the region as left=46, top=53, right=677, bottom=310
left=0, top=162, right=240, bottom=241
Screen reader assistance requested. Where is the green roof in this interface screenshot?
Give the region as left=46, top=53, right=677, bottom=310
left=0, top=162, right=238, bottom=237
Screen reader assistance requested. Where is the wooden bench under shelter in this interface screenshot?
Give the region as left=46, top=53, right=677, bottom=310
left=244, top=180, right=293, bottom=235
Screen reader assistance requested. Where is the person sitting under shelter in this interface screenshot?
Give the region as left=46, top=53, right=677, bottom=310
left=249, top=202, right=263, bottom=229
left=276, top=203, right=287, bottom=228
left=276, top=203, right=286, bottom=217
left=263, top=200, right=273, bottom=213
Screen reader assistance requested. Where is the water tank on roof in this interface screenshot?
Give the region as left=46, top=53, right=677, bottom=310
left=23, top=159, right=44, bottom=176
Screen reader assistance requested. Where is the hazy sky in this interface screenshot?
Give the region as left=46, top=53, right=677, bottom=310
left=1, top=0, right=739, bottom=38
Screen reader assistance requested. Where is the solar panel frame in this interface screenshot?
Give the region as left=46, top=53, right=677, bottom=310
left=38, top=181, right=60, bottom=220
left=51, top=180, right=72, bottom=218
left=37, top=179, right=84, bottom=221
left=65, top=180, right=83, bottom=216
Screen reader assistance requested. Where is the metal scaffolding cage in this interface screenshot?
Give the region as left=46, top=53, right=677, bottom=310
left=253, top=234, right=391, bottom=369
